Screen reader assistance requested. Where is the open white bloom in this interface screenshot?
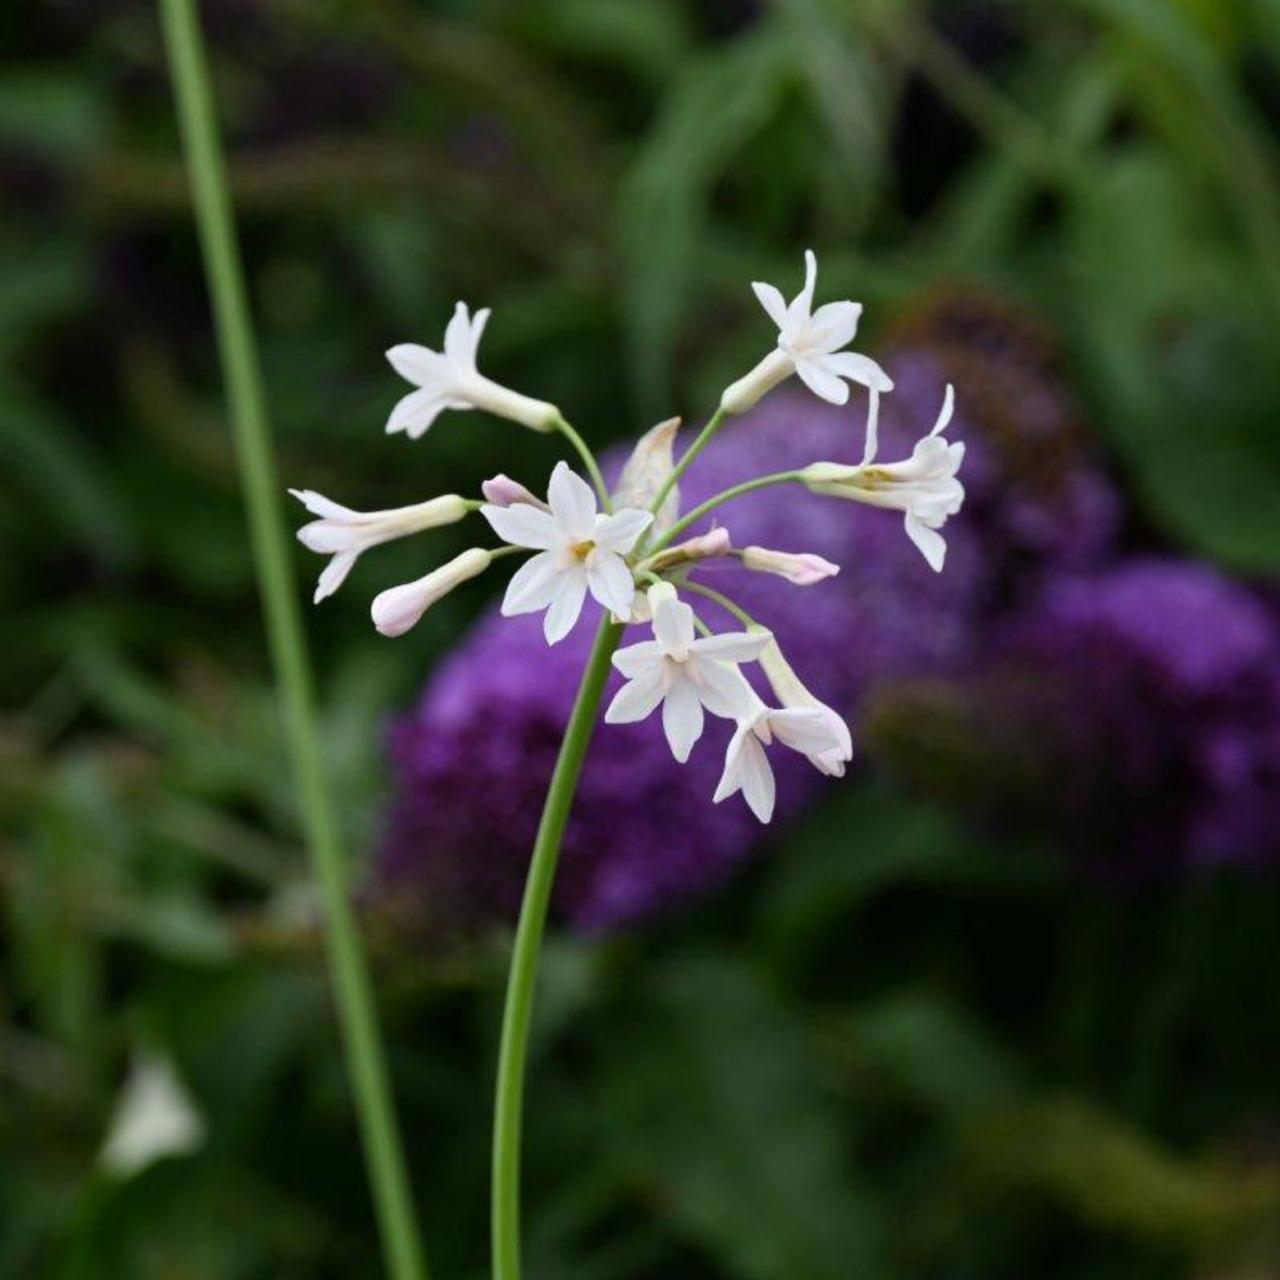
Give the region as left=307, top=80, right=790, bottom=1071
left=741, top=545, right=839, bottom=586
left=714, top=693, right=848, bottom=823
left=290, top=489, right=468, bottom=603
left=755, top=632, right=852, bottom=776
left=720, top=250, right=893, bottom=414
left=606, top=583, right=767, bottom=762
left=371, top=547, right=492, bottom=637
left=99, top=1051, right=205, bottom=1178
left=801, top=384, right=964, bottom=572
left=386, top=302, right=560, bottom=438
left=481, top=461, right=652, bottom=644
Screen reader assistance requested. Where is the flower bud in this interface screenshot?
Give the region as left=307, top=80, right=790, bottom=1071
left=741, top=545, right=839, bottom=586
left=372, top=548, right=492, bottom=637
left=645, top=526, right=733, bottom=574
left=481, top=474, right=550, bottom=511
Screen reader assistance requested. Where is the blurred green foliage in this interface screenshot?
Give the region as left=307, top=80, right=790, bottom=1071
left=3, top=1, right=1280, bottom=1277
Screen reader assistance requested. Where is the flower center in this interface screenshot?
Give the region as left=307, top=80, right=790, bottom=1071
left=569, top=539, right=596, bottom=562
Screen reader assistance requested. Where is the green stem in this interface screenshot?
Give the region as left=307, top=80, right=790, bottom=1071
left=491, top=615, right=622, bottom=1280
left=649, top=469, right=802, bottom=555
left=553, top=415, right=611, bottom=512
left=647, top=406, right=727, bottom=520
left=680, top=579, right=760, bottom=630
left=157, top=5, right=428, bottom=1279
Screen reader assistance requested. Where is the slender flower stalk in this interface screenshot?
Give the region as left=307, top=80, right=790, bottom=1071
left=651, top=469, right=804, bottom=554
left=491, top=616, right=622, bottom=1280
left=157, top=4, right=428, bottom=1278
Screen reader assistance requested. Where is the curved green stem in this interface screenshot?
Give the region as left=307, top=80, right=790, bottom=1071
left=649, top=469, right=803, bottom=555
left=158, top=3, right=428, bottom=1278
left=680, top=579, right=760, bottom=630
left=491, top=615, right=622, bottom=1280
left=553, top=415, right=611, bottom=512
left=647, top=406, right=728, bottom=519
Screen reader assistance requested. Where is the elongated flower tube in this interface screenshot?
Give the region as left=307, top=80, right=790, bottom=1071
left=803, top=384, right=964, bottom=571
left=371, top=548, right=493, bottom=638
left=291, top=489, right=469, bottom=602
left=720, top=250, right=893, bottom=415
left=741, top=545, right=840, bottom=586
left=386, top=301, right=560, bottom=437
left=482, top=474, right=550, bottom=511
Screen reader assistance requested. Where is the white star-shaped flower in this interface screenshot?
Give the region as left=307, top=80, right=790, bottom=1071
left=714, top=698, right=849, bottom=824
left=720, top=250, right=893, bottom=414
left=386, top=302, right=560, bottom=438
left=756, top=634, right=853, bottom=777
left=291, top=489, right=468, bottom=603
left=802, top=384, right=965, bottom=572
left=605, top=583, right=768, bottom=762
left=482, top=461, right=653, bottom=644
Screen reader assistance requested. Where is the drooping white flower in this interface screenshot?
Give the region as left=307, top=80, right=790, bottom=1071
left=481, top=473, right=550, bottom=511
left=99, top=1051, right=205, bottom=1179
left=605, top=583, right=767, bottom=762
left=386, top=302, right=560, bottom=438
left=755, top=633, right=852, bottom=776
left=741, top=545, right=840, bottom=586
left=801, top=384, right=964, bottom=572
left=371, top=547, right=492, bottom=637
left=720, top=250, right=893, bottom=414
left=714, top=695, right=849, bottom=824
left=481, top=461, right=653, bottom=644
left=291, top=489, right=468, bottom=603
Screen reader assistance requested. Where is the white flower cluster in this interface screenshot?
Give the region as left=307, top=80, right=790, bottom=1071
left=292, top=252, right=965, bottom=822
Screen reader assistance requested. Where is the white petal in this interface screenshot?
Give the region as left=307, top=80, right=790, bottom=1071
left=443, top=303, right=488, bottom=368
left=586, top=550, right=636, bottom=619
left=861, top=385, right=882, bottom=466
left=662, top=677, right=704, bottom=763
left=501, top=551, right=562, bottom=615
left=481, top=503, right=560, bottom=550
left=739, top=734, right=776, bottom=823
left=314, top=551, right=357, bottom=603
left=751, top=280, right=789, bottom=330
left=547, top=461, right=598, bottom=539
left=692, top=658, right=758, bottom=720
left=605, top=664, right=667, bottom=724
left=905, top=512, right=947, bottom=572
left=794, top=356, right=850, bottom=405
left=786, top=249, right=818, bottom=327
left=289, top=489, right=359, bottom=521
left=594, top=507, right=653, bottom=553
left=612, top=638, right=665, bottom=678
left=713, top=727, right=748, bottom=803
left=931, top=383, right=955, bottom=437
left=386, top=387, right=452, bottom=437
left=770, top=707, right=844, bottom=756
left=822, top=350, right=894, bottom=392
left=386, top=343, right=446, bottom=387
left=543, top=570, right=588, bottom=644
left=806, top=300, right=861, bottom=352
left=689, top=630, right=771, bottom=664
left=652, top=593, right=696, bottom=656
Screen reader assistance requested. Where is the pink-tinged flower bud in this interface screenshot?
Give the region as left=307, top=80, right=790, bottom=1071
left=372, top=548, right=492, bottom=638
left=480, top=474, right=550, bottom=511
left=645, top=525, right=734, bottom=575
left=742, top=545, right=840, bottom=586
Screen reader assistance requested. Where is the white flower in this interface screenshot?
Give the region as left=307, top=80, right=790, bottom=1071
left=291, top=489, right=468, bottom=603
left=755, top=634, right=852, bottom=776
left=801, top=384, right=964, bottom=572
left=481, top=461, right=653, bottom=644
left=99, top=1051, right=205, bottom=1178
left=605, top=583, right=767, bottom=762
left=386, top=302, right=560, bottom=437
left=720, top=250, right=893, bottom=414
left=371, top=547, right=492, bottom=637
left=741, top=545, right=840, bottom=586
left=714, top=697, right=849, bottom=824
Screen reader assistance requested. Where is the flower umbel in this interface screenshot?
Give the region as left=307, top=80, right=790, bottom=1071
left=720, top=250, right=893, bottom=415
left=606, top=582, right=768, bottom=761
left=386, top=301, right=561, bottom=437
left=803, top=383, right=965, bottom=571
left=482, top=461, right=653, bottom=643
